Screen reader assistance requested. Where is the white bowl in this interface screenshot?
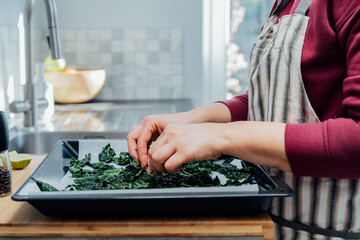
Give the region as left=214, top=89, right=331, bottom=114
left=44, top=69, right=106, bottom=104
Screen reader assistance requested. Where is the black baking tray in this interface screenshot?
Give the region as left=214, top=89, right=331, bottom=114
left=12, top=139, right=293, bottom=217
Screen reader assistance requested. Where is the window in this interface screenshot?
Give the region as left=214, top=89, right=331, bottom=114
left=226, top=0, right=274, bottom=99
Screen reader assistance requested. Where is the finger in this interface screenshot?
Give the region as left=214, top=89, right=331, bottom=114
left=149, top=143, right=175, bottom=166
left=148, top=156, right=167, bottom=174
left=127, top=130, right=140, bottom=162
left=148, top=133, right=169, bottom=160
left=147, top=164, right=154, bottom=174
left=137, top=125, right=158, bottom=168
left=164, top=152, right=187, bottom=174
left=167, top=165, right=182, bottom=174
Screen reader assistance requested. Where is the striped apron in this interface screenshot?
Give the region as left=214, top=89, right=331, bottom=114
left=247, top=0, right=360, bottom=239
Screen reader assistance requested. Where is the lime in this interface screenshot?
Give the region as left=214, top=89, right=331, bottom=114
left=44, top=55, right=66, bottom=72
left=9, top=151, right=32, bottom=169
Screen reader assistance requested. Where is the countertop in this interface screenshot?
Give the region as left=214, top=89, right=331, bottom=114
left=9, top=99, right=194, bottom=134
left=0, top=156, right=274, bottom=240
left=50, top=99, right=193, bottom=132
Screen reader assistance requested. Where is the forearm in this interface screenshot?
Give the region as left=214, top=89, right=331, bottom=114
left=219, top=121, right=291, bottom=172
left=285, top=118, right=360, bottom=178
left=184, top=103, right=231, bottom=124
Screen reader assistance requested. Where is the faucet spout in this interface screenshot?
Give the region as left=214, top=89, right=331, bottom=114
left=44, top=0, right=62, bottom=59
left=12, top=0, right=62, bottom=128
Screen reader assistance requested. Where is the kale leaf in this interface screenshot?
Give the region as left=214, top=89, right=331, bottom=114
left=114, top=152, right=132, bottom=165
left=99, top=144, right=116, bottom=163
left=31, top=177, right=59, bottom=192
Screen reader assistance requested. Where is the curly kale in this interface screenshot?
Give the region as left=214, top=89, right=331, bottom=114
left=70, top=153, right=91, bottom=169
left=64, top=145, right=252, bottom=191
left=99, top=144, right=116, bottom=163
left=114, top=152, right=132, bottom=165
left=69, top=153, right=93, bottom=177
left=35, top=144, right=259, bottom=192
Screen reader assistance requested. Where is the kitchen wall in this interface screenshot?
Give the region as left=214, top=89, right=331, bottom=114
left=33, top=0, right=204, bottom=104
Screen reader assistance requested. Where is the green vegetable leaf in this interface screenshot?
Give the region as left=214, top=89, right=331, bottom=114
left=31, top=177, right=59, bottom=192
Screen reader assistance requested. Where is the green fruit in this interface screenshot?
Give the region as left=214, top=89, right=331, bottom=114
left=9, top=151, right=32, bottom=169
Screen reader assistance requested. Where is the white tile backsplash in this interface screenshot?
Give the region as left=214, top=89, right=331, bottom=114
left=171, top=40, right=182, bottom=51
left=124, top=29, right=136, bottom=40
left=100, top=29, right=112, bottom=41
left=159, top=52, right=171, bottom=63
left=135, top=52, right=147, bottom=64
left=123, top=53, right=135, bottom=64
left=33, top=27, right=184, bottom=100
left=147, top=40, right=160, bottom=52
left=159, top=29, right=171, bottom=40
left=123, top=41, right=136, bottom=52
left=135, top=29, right=147, bottom=40
left=112, top=41, right=124, bottom=52
left=171, top=28, right=183, bottom=40
left=99, top=52, right=112, bottom=65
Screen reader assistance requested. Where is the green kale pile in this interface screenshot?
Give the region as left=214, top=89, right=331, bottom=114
left=65, top=144, right=255, bottom=191
left=34, top=144, right=260, bottom=192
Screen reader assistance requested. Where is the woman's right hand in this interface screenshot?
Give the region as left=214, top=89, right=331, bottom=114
left=127, top=103, right=232, bottom=168
left=127, top=112, right=191, bottom=168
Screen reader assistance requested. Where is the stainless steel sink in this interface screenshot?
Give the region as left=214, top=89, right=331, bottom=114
left=9, top=131, right=128, bottom=154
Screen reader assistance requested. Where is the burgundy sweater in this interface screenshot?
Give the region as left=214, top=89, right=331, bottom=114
left=221, top=0, right=360, bottom=179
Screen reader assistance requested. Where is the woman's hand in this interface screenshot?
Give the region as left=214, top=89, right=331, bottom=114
left=127, top=103, right=231, bottom=168
left=147, top=121, right=291, bottom=174
left=147, top=123, right=223, bottom=174
left=127, top=113, right=191, bottom=167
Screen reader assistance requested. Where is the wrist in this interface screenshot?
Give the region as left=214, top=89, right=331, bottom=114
left=173, top=111, right=200, bottom=124
left=214, top=122, right=236, bottom=157
left=188, top=103, right=231, bottom=124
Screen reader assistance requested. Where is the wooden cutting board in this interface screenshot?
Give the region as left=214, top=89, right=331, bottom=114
left=0, top=156, right=274, bottom=240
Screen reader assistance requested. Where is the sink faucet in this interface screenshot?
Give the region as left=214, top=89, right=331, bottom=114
left=9, top=0, right=62, bottom=128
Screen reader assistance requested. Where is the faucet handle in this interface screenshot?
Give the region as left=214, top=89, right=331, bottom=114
left=9, top=101, right=31, bottom=113
left=46, top=36, right=51, bottom=49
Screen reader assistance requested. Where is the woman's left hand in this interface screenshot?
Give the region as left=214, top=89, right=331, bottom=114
left=147, top=123, right=223, bottom=174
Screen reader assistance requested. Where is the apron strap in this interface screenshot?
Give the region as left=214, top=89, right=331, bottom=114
left=294, top=0, right=312, bottom=15
left=272, top=0, right=290, bottom=16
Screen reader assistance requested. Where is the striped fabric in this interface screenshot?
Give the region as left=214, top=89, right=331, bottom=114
left=247, top=8, right=360, bottom=240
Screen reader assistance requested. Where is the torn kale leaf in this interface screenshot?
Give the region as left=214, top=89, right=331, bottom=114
left=114, top=152, right=132, bottom=165
left=70, top=153, right=91, bottom=169
left=32, top=177, right=59, bottom=192
left=99, top=144, right=116, bottom=163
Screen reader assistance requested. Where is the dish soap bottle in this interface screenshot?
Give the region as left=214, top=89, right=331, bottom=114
left=0, top=111, right=11, bottom=197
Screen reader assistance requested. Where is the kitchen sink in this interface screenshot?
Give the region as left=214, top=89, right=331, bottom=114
left=9, top=131, right=128, bottom=154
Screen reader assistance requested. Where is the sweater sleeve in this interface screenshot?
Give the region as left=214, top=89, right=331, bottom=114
left=217, top=92, right=249, bottom=122
left=286, top=3, right=360, bottom=179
